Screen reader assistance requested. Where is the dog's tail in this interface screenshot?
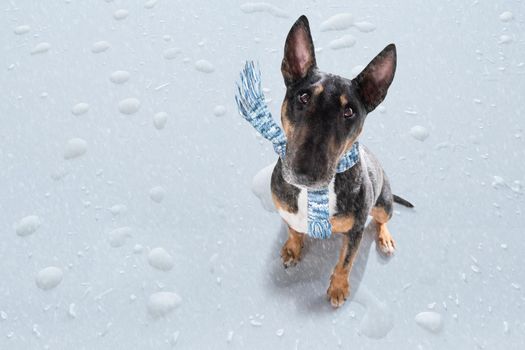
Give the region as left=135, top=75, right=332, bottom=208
left=393, top=194, right=414, bottom=208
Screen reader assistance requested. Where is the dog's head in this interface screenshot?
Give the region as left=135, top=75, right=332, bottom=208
left=280, top=15, right=397, bottom=189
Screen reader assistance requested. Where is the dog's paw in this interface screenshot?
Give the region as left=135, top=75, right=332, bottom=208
left=376, top=228, right=396, bottom=256
left=280, top=239, right=303, bottom=268
left=327, top=274, right=350, bottom=308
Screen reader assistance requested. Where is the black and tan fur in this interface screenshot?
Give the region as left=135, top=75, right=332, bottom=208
left=271, top=16, right=413, bottom=308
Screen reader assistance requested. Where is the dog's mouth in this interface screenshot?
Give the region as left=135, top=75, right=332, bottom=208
left=281, top=137, right=343, bottom=189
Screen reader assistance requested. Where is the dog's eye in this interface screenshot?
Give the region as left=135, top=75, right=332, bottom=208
left=298, top=92, right=310, bottom=104
left=344, top=107, right=353, bottom=118
left=343, top=106, right=354, bottom=119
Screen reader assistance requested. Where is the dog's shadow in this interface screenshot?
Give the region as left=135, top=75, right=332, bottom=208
left=253, top=163, right=394, bottom=338
left=264, top=220, right=394, bottom=339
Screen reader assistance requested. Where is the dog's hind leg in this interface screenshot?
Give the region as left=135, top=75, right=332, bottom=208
left=280, top=226, right=305, bottom=268
left=371, top=177, right=396, bottom=255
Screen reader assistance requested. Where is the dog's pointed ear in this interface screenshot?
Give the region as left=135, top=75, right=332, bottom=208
left=354, top=44, right=397, bottom=113
left=281, top=15, right=317, bottom=85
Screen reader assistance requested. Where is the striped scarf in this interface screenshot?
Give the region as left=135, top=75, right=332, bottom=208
left=235, top=61, right=359, bottom=239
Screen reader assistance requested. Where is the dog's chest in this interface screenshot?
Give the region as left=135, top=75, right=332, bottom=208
left=277, top=180, right=337, bottom=234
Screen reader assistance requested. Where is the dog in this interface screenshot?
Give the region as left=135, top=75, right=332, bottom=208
left=271, top=15, right=413, bottom=307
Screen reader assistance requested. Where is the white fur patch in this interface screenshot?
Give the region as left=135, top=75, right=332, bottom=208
left=278, top=179, right=337, bottom=234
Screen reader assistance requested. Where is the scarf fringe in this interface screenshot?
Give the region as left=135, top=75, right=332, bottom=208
left=308, top=220, right=332, bottom=240
left=235, top=61, right=286, bottom=158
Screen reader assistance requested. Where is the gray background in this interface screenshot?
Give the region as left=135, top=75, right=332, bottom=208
left=1, top=0, right=524, bottom=349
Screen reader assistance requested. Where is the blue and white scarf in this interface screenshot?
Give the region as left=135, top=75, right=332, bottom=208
left=235, top=61, right=359, bottom=239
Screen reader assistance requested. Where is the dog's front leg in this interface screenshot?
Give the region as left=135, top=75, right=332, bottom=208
left=280, top=226, right=305, bottom=268
left=327, top=227, right=364, bottom=308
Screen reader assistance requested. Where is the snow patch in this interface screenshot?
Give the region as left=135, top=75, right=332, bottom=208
left=250, top=319, right=262, bottom=327
left=499, top=11, right=514, bottom=22
left=147, top=247, right=174, bottom=271
left=15, top=215, right=41, bottom=237
left=194, top=59, right=215, bottom=73
left=109, top=204, right=127, bottom=216
left=329, top=35, right=356, bottom=50
left=353, top=21, right=376, bottom=33
left=163, top=48, right=182, bottom=60
left=213, top=105, right=227, bottom=117
left=144, top=0, right=158, bottom=9
left=409, top=125, right=429, bottom=141
left=147, top=292, right=182, bottom=317
left=113, top=9, right=129, bottom=20
left=149, top=186, right=165, bottom=203
left=499, top=35, right=512, bottom=44
left=153, top=112, right=168, bottom=129
left=14, top=25, right=31, bottom=35
left=68, top=303, right=77, bottom=318
left=91, top=41, right=111, bottom=53
left=320, top=13, right=354, bottom=31
left=353, top=286, right=394, bottom=339
left=170, top=331, right=180, bottom=345
left=35, top=267, right=63, bottom=290
left=109, top=70, right=130, bottom=84
left=31, top=42, right=51, bottom=55
left=492, top=176, right=505, bottom=189
left=64, top=138, right=87, bottom=159
left=108, top=227, right=132, bottom=247
left=240, top=2, right=289, bottom=18
left=251, top=162, right=277, bottom=212
left=118, top=98, right=141, bottom=115
left=71, top=102, right=89, bottom=116
left=415, top=311, right=443, bottom=333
